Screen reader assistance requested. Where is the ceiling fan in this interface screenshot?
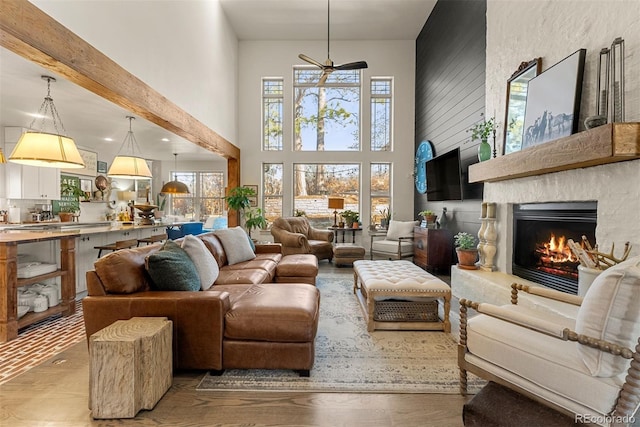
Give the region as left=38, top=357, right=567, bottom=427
left=298, top=0, right=368, bottom=86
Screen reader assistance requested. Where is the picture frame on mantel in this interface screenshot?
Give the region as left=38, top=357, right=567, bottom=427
left=522, top=49, right=586, bottom=150
left=503, top=58, right=541, bottom=155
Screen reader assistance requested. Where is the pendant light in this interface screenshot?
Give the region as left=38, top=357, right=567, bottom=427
left=160, top=153, right=190, bottom=194
left=107, top=116, right=152, bottom=179
left=9, top=76, right=85, bottom=169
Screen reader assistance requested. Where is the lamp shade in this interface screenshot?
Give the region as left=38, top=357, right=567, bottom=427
left=107, top=155, right=152, bottom=179
left=0, top=148, right=6, bottom=164
left=9, top=131, right=85, bottom=168
left=160, top=180, right=190, bottom=194
left=328, top=197, right=344, bottom=210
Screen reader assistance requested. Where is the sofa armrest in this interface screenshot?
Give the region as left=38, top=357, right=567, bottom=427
left=511, top=283, right=583, bottom=306
left=459, top=298, right=633, bottom=358
left=255, top=243, right=282, bottom=254
left=82, top=291, right=231, bottom=370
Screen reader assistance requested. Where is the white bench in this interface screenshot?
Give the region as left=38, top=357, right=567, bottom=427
left=353, top=260, right=451, bottom=332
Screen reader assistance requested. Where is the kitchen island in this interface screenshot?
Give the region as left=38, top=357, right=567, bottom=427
left=0, top=222, right=176, bottom=342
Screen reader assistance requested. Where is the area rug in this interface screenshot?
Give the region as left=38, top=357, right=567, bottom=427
left=197, top=274, right=484, bottom=394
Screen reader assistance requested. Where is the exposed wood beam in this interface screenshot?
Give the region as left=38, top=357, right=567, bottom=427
left=0, top=0, right=241, bottom=226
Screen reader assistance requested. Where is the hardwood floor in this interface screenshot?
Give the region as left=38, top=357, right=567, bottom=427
left=0, top=262, right=471, bottom=427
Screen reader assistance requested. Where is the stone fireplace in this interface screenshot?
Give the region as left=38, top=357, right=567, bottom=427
left=511, top=202, right=597, bottom=294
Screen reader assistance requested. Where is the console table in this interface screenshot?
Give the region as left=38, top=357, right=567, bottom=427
left=413, top=227, right=453, bottom=273
left=329, top=226, right=362, bottom=244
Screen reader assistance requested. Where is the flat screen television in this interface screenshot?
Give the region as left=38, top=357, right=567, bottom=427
left=425, top=148, right=463, bottom=201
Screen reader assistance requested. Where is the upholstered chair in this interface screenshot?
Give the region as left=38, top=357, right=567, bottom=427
left=270, top=217, right=334, bottom=261
left=370, top=220, right=419, bottom=260
left=459, top=255, right=640, bottom=423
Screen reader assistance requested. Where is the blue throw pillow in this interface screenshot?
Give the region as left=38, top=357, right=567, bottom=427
left=145, top=240, right=200, bottom=291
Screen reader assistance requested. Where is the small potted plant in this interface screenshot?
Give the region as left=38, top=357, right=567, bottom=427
left=379, top=208, right=391, bottom=229
left=454, top=232, right=478, bottom=270
left=245, top=208, right=268, bottom=239
left=341, top=210, right=359, bottom=228
left=419, top=210, right=437, bottom=226
left=59, top=182, right=87, bottom=222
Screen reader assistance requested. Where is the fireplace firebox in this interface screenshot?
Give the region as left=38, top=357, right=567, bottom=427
left=512, top=202, right=597, bottom=294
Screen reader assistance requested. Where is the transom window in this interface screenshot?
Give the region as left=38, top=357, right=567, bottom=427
left=262, top=78, right=283, bottom=151
left=293, top=68, right=361, bottom=151
left=371, top=78, right=392, bottom=151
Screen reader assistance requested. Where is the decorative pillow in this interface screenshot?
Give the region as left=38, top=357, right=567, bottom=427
left=145, top=240, right=200, bottom=291
left=214, top=227, right=256, bottom=265
left=181, top=235, right=219, bottom=290
left=386, top=220, right=418, bottom=241
left=575, top=255, right=640, bottom=377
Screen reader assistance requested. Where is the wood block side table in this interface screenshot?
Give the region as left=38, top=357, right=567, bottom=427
left=89, top=317, right=173, bottom=419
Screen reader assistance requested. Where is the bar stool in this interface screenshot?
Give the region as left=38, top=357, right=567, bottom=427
left=94, top=239, right=139, bottom=258
left=137, top=233, right=168, bottom=247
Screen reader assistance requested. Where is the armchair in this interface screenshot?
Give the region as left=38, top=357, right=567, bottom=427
left=459, top=256, right=640, bottom=426
left=370, top=220, right=419, bottom=260
left=270, top=217, right=334, bottom=261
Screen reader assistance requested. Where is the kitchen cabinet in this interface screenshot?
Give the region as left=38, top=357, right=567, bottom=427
left=6, top=162, right=60, bottom=200
left=413, top=226, right=453, bottom=273
left=75, top=233, right=105, bottom=295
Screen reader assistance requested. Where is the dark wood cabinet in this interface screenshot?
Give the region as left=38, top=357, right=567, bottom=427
left=413, top=227, right=453, bottom=273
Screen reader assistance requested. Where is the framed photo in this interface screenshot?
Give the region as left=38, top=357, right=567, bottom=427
left=522, top=49, right=586, bottom=150
left=97, top=160, right=108, bottom=174
left=61, top=149, right=98, bottom=176
left=245, top=185, right=258, bottom=207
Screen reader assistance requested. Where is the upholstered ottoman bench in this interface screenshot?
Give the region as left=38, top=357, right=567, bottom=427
left=353, top=260, right=451, bottom=332
left=275, top=254, right=319, bottom=285
left=223, top=283, right=320, bottom=376
left=334, top=243, right=366, bottom=267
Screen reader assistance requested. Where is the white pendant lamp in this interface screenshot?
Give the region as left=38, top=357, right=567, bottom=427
left=160, top=153, right=190, bottom=194
left=9, top=76, right=85, bottom=169
left=107, top=116, right=152, bottom=179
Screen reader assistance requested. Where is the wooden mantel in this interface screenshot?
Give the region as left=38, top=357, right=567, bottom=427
left=469, top=123, right=640, bottom=183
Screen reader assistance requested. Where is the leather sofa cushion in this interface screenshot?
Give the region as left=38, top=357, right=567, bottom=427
left=199, top=232, right=228, bottom=268
left=276, top=254, right=319, bottom=278
left=225, top=283, right=319, bottom=342
left=215, top=268, right=271, bottom=285
left=94, top=244, right=159, bottom=294
left=223, top=257, right=278, bottom=281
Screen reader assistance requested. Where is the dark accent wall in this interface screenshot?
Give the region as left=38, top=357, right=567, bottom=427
left=414, top=0, right=486, bottom=236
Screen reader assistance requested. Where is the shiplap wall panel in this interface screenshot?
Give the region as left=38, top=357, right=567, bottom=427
left=414, top=0, right=487, bottom=235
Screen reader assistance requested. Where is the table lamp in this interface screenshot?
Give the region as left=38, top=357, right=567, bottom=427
left=328, top=197, right=344, bottom=227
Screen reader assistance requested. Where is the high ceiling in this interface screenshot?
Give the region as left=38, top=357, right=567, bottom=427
left=0, top=0, right=436, bottom=162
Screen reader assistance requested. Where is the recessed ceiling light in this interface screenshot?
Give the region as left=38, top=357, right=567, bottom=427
left=161, top=138, right=170, bottom=142
left=104, top=137, right=114, bottom=142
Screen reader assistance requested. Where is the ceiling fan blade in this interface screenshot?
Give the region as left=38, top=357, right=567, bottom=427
left=334, top=61, right=369, bottom=71
left=298, top=53, right=325, bottom=68
left=317, top=72, right=330, bottom=86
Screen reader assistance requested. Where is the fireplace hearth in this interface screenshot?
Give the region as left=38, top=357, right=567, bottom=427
left=512, top=202, right=597, bottom=294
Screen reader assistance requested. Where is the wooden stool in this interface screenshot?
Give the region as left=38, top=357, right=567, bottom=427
left=89, top=317, right=173, bottom=419
left=137, top=233, right=168, bottom=246
left=94, top=238, right=138, bottom=258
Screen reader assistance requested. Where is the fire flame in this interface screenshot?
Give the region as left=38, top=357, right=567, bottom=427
left=536, top=233, right=579, bottom=264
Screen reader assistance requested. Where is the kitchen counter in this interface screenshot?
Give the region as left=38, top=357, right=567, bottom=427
left=0, top=221, right=177, bottom=237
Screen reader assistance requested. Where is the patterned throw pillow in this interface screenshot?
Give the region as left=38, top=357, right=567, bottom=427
left=145, top=240, right=200, bottom=291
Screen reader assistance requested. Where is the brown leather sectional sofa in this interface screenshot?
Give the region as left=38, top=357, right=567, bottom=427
left=82, top=231, right=320, bottom=375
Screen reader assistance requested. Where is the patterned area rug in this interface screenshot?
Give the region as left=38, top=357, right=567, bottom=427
left=198, top=274, right=483, bottom=393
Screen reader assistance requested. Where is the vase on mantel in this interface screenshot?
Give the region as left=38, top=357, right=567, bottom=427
left=478, top=139, right=492, bottom=162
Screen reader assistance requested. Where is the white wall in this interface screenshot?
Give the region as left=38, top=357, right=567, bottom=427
left=32, top=0, right=239, bottom=144
left=237, top=40, right=416, bottom=224
left=483, top=0, right=640, bottom=272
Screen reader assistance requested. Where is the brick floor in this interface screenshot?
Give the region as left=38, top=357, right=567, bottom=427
left=0, top=301, right=85, bottom=385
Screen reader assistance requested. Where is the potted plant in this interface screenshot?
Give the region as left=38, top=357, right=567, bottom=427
left=454, top=232, right=478, bottom=270
left=341, top=210, right=359, bottom=228
left=59, top=182, right=87, bottom=222
left=379, top=208, right=392, bottom=229
left=419, top=210, right=437, bottom=226
left=224, top=186, right=256, bottom=231
left=468, top=114, right=496, bottom=162
left=245, top=208, right=268, bottom=239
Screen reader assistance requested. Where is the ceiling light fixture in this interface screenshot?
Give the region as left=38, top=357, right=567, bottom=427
left=107, top=116, right=152, bottom=179
left=0, top=148, right=6, bottom=164
left=160, top=153, right=190, bottom=194
left=9, top=75, right=85, bottom=169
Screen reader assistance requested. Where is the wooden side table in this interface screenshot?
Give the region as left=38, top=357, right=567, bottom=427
left=329, top=226, right=362, bottom=244
left=89, top=317, right=173, bottom=419
left=412, top=227, right=453, bottom=273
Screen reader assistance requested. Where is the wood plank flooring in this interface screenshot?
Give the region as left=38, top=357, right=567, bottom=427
left=0, top=262, right=471, bottom=427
